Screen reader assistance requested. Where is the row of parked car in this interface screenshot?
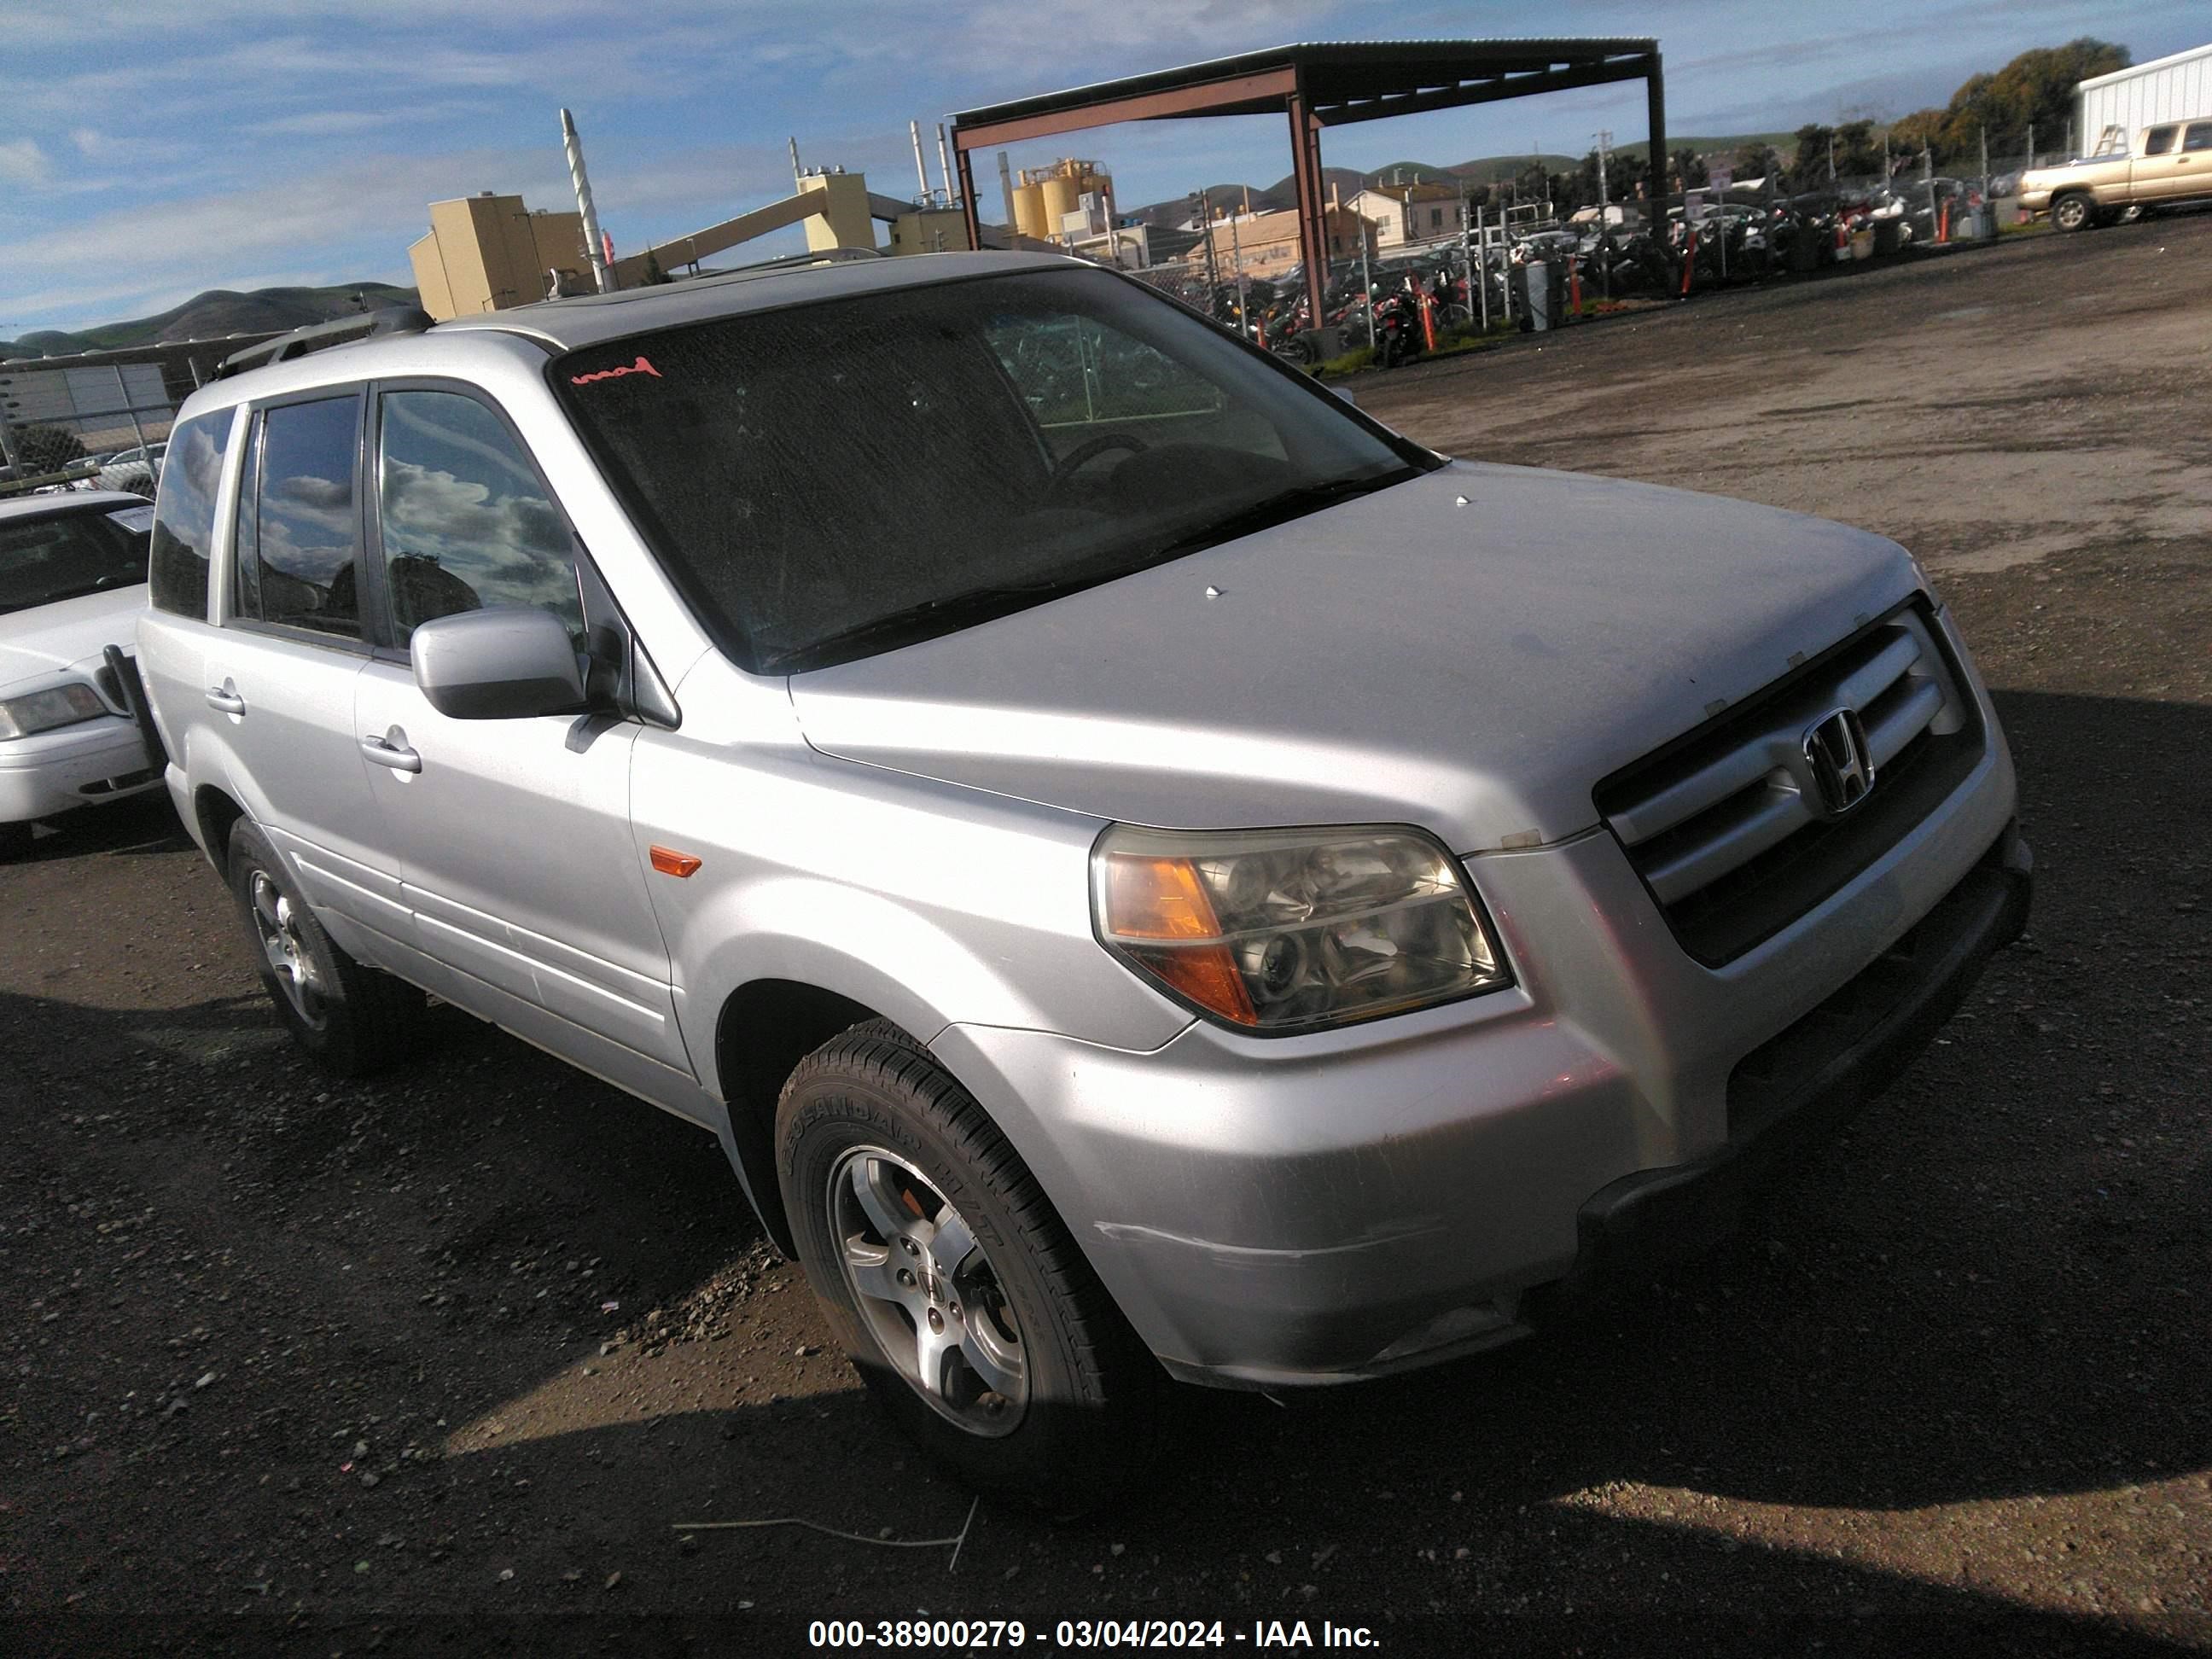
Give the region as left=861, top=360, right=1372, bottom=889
left=3, top=252, right=2030, bottom=1508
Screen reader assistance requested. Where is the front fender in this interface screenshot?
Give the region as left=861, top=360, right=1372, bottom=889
left=632, top=735, right=1192, bottom=1101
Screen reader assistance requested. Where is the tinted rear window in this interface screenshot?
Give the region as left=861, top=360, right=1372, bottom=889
left=148, top=410, right=234, bottom=618
left=0, top=506, right=151, bottom=615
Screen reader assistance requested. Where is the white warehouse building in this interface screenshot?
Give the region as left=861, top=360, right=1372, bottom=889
left=2077, top=42, right=2212, bottom=148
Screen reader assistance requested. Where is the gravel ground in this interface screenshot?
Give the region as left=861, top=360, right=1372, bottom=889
left=3, top=215, right=2208, bottom=1657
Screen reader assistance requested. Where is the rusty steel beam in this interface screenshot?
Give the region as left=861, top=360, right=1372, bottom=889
left=952, top=67, right=1299, bottom=150
left=957, top=146, right=981, bottom=249
left=1286, top=83, right=1330, bottom=349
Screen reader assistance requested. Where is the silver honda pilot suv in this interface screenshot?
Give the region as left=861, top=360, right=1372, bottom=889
left=137, top=251, right=2029, bottom=1505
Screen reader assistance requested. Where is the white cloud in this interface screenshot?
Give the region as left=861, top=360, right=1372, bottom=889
left=0, top=139, right=52, bottom=186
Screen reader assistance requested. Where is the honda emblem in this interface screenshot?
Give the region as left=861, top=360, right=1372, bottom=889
left=1802, top=708, right=1876, bottom=817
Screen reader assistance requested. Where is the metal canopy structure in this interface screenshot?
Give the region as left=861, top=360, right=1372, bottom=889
left=950, top=38, right=1667, bottom=337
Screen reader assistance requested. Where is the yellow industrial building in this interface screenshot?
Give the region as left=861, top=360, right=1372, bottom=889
left=408, top=195, right=590, bottom=319
left=408, top=171, right=997, bottom=321
left=1009, top=158, right=1115, bottom=242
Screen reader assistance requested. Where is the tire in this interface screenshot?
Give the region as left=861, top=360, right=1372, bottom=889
left=777, top=1019, right=1164, bottom=1511
left=2051, top=193, right=2096, bottom=233
left=224, top=819, right=431, bottom=1077
left=0, top=820, right=32, bottom=861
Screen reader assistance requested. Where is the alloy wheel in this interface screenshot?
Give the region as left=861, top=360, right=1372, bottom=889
left=828, top=1145, right=1027, bottom=1436
left=250, top=870, right=327, bottom=1029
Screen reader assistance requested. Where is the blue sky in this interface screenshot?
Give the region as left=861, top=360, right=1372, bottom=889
left=3, top=0, right=2201, bottom=336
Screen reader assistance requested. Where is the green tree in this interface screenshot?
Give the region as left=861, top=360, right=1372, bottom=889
left=1936, top=38, right=2129, bottom=160
left=1835, top=119, right=1883, bottom=178
left=1789, top=124, right=1835, bottom=189
left=1887, top=108, right=1946, bottom=166
left=1735, top=141, right=1781, bottom=183
left=1672, top=148, right=1709, bottom=189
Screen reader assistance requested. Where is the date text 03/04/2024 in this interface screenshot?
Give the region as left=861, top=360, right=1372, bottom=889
left=805, top=1618, right=1382, bottom=1649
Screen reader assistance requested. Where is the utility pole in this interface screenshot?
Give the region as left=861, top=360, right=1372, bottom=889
left=1355, top=214, right=1375, bottom=349
left=789, top=137, right=803, bottom=190
left=1472, top=204, right=1487, bottom=334
left=1594, top=129, right=1613, bottom=301
left=1226, top=210, right=1249, bottom=339
left=1196, top=189, right=1220, bottom=306
left=1828, top=131, right=1836, bottom=182
left=1979, top=125, right=1989, bottom=188
left=2026, top=121, right=2034, bottom=167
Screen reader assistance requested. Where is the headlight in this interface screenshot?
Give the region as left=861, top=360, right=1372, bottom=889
left=0, top=682, right=105, bottom=740
left=1091, top=824, right=1511, bottom=1033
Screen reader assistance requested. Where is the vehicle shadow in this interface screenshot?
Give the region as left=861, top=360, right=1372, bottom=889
left=1, top=688, right=2203, bottom=1651
left=5, top=791, right=189, bottom=864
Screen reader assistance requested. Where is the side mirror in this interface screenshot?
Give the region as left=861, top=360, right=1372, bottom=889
left=410, top=607, right=587, bottom=720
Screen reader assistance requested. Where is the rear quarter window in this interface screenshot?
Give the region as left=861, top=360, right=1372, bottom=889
left=148, top=410, right=235, bottom=618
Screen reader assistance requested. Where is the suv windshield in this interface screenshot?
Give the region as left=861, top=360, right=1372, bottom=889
left=0, top=504, right=152, bottom=615
left=555, top=266, right=1434, bottom=672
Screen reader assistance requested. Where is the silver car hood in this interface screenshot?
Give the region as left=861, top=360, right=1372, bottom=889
left=789, top=463, right=1918, bottom=853
left=0, top=584, right=146, bottom=699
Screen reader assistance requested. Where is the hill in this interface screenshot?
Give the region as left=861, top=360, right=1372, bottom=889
left=1120, top=134, right=1795, bottom=225
left=2, top=282, right=418, bottom=360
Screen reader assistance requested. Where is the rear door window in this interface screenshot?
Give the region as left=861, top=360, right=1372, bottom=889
left=238, top=394, right=364, bottom=639
left=148, top=410, right=234, bottom=618
left=2183, top=123, right=2212, bottom=153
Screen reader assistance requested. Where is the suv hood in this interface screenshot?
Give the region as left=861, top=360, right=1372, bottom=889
left=0, top=584, right=146, bottom=699
left=789, top=463, right=1918, bottom=853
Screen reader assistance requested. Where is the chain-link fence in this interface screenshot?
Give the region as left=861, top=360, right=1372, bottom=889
left=0, top=336, right=272, bottom=498
left=1101, top=150, right=2047, bottom=372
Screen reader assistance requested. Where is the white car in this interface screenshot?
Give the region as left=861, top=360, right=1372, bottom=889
left=94, top=444, right=165, bottom=496
left=0, top=491, right=164, bottom=856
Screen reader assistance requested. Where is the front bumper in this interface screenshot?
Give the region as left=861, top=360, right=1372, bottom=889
left=1545, top=824, right=2029, bottom=1301
left=937, top=633, right=2024, bottom=1388
left=0, top=713, right=160, bottom=826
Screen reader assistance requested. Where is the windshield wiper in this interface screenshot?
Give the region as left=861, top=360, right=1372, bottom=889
left=1144, top=467, right=1419, bottom=563
left=762, top=574, right=1096, bottom=673
left=760, top=469, right=1419, bottom=674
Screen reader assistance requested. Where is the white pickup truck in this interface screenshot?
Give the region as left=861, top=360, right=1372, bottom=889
left=2020, top=117, right=2212, bottom=230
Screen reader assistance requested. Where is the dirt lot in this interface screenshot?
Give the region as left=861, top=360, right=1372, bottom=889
left=4, top=218, right=2209, bottom=1657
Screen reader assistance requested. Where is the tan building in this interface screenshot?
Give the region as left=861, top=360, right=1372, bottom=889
left=1206, top=204, right=1374, bottom=279
left=409, top=194, right=587, bottom=320
left=1349, top=183, right=1468, bottom=249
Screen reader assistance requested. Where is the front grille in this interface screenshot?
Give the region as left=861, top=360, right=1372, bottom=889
left=1596, top=599, right=1984, bottom=966
left=1726, top=830, right=2018, bottom=1140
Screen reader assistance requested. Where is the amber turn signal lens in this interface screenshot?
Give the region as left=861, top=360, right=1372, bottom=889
left=1099, top=853, right=1258, bottom=1024
left=1103, top=854, right=1218, bottom=940
left=649, top=846, right=703, bottom=878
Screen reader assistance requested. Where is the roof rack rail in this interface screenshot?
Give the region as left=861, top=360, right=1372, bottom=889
left=700, top=245, right=885, bottom=277
left=215, top=306, right=435, bottom=380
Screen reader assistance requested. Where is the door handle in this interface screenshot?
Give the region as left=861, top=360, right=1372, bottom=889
left=359, top=728, right=422, bottom=773
left=205, top=681, right=245, bottom=715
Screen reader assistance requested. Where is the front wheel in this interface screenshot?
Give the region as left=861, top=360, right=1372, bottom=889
left=778, top=1021, right=1162, bottom=1511
left=2051, top=193, right=2097, bottom=233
